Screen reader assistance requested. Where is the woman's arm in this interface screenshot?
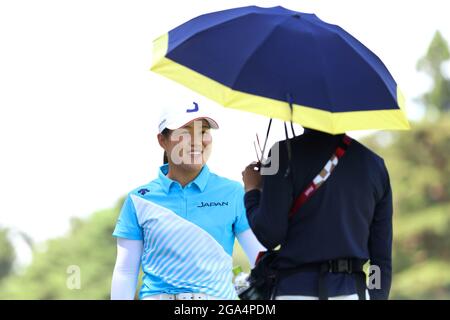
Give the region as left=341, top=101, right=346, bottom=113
left=111, top=238, right=143, bottom=300
left=236, top=229, right=266, bottom=268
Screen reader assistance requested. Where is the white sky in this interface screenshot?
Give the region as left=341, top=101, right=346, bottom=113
left=0, top=0, right=449, bottom=249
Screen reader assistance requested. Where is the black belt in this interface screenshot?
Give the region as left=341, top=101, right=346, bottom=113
left=278, top=258, right=367, bottom=300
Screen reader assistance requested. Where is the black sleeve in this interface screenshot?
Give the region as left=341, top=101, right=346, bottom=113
left=244, top=141, right=293, bottom=250
left=368, top=161, right=393, bottom=300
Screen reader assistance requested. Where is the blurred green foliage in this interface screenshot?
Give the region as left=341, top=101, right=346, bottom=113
left=361, top=31, right=450, bottom=299
left=363, top=118, right=450, bottom=299
left=0, top=227, right=15, bottom=283
left=0, top=205, right=120, bottom=299
left=0, top=31, right=449, bottom=300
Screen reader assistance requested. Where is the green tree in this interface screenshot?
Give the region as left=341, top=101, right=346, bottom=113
left=417, top=31, right=450, bottom=116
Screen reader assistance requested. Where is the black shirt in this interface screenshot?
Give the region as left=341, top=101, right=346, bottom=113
left=244, top=129, right=393, bottom=300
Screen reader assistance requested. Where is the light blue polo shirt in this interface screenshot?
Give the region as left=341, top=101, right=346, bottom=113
left=112, top=164, right=250, bottom=299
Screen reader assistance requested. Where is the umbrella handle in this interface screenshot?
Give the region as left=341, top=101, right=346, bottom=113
left=284, top=93, right=295, bottom=179
left=286, top=93, right=296, bottom=138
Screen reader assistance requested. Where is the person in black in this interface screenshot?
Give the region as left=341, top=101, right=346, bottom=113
left=242, top=128, right=393, bottom=300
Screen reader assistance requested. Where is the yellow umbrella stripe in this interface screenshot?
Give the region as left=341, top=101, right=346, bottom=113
left=151, top=33, right=410, bottom=134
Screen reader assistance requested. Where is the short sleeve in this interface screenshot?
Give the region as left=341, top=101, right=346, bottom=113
left=232, top=184, right=251, bottom=235
left=112, top=194, right=144, bottom=240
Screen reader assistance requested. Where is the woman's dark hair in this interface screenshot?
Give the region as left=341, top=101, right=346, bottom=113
left=161, top=128, right=171, bottom=137
left=161, top=129, right=171, bottom=164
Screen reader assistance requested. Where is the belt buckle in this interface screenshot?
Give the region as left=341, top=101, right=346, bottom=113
left=337, top=259, right=351, bottom=273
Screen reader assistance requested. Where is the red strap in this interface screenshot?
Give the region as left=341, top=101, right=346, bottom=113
left=288, top=135, right=352, bottom=219
left=335, top=147, right=345, bottom=158
left=255, top=251, right=266, bottom=264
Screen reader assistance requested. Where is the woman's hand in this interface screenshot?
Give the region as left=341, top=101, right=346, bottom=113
left=242, top=162, right=262, bottom=193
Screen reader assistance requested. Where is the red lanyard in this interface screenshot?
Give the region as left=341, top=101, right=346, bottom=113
left=288, top=135, right=352, bottom=219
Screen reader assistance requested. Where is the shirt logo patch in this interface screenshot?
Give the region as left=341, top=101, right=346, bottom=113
left=138, top=188, right=150, bottom=196
left=197, top=201, right=229, bottom=208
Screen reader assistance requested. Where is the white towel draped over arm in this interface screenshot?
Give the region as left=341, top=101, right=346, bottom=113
left=111, top=238, right=143, bottom=300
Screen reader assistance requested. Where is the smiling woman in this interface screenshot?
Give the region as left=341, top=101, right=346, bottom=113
left=159, top=118, right=214, bottom=183
left=110, top=99, right=266, bottom=300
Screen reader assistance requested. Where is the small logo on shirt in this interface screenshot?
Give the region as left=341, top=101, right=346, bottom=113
left=138, top=188, right=150, bottom=196
left=197, top=201, right=229, bottom=208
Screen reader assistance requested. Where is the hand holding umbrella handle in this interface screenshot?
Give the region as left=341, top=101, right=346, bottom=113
left=242, top=162, right=263, bottom=192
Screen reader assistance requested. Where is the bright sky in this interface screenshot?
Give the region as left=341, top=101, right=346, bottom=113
left=0, top=0, right=449, bottom=253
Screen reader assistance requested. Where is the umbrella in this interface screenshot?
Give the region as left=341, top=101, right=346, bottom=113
left=151, top=5, right=410, bottom=134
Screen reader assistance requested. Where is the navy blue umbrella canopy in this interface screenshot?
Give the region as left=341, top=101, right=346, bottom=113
left=152, top=6, right=409, bottom=134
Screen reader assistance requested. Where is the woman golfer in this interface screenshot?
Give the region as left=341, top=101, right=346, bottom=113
left=111, top=100, right=264, bottom=300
